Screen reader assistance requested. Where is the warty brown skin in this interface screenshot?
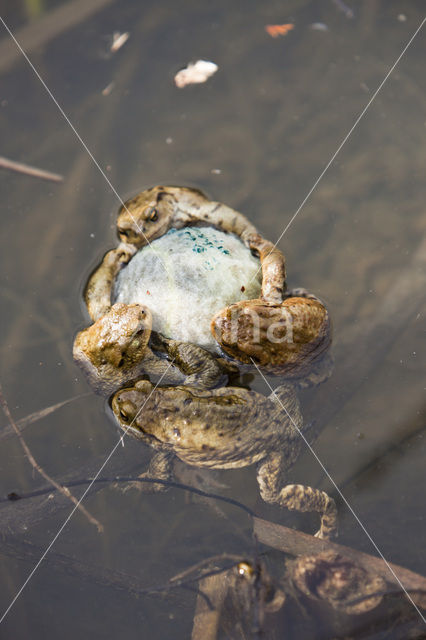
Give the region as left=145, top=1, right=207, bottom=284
left=116, top=186, right=286, bottom=304
left=211, top=294, right=331, bottom=375
left=84, top=243, right=136, bottom=322
left=73, top=303, right=229, bottom=395
left=84, top=186, right=287, bottom=322
left=81, top=186, right=330, bottom=377
left=73, top=303, right=152, bottom=395
left=74, top=187, right=336, bottom=537
left=111, top=380, right=337, bottom=539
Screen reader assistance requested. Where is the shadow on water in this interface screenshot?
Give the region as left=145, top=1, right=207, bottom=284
left=0, top=0, right=425, bottom=638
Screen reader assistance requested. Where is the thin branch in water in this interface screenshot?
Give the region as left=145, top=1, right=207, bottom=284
left=0, top=156, right=63, bottom=182
left=0, top=393, right=92, bottom=441
left=0, top=474, right=255, bottom=519
left=0, top=0, right=115, bottom=73
left=331, top=0, right=354, bottom=19
left=0, top=383, right=102, bottom=532
left=180, top=584, right=214, bottom=610
left=148, top=564, right=238, bottom=597
left=169, top=554, right=244, bottom=584
left=110, top=32, right=129, bottom=53
left=0, top=533, right=215, bottom=609
left=3, top=472, right=426, bottom=611
left=346, top=587, right=426, bottom=609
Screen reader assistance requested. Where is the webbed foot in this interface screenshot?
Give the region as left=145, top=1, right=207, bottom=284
left=257, top=453, right=337, bottom=539
left=278, top=484, right=337, bottom=539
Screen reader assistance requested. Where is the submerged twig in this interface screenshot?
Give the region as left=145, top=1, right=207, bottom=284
left=0, top=383, right=102, bottom=532
left=169, top=554, right=244, bottom=585
left=8, top=473, right=426, bottom=609
left=0, top=393, right=91, bottom=441
left=331, top=0, right=354, bottom=19
left=5, top=473, right=426, bottom=607
left=0, top=0, right=114, bottom=73
left=0, top=533, right=194, bottom=601
left=0, top=156, right=63, bottom=183
left=192, top=571, right=230, bottom=640
left=110, top=32, right=129, bottom=53
left=191, top=552, right=285, bottom=640
left=254, top=516, right=426, bottom=608
left=1, top=474, right=255, bottom=519
left=0, top=532, right=241, bottom=613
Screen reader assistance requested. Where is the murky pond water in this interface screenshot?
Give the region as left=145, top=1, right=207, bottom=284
left=0, top=1, right=425, bottom=638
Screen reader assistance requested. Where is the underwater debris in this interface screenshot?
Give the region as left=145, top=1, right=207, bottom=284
left=174, top=60, right=218, bottom=88
left=331, top=0, right=354, bottom=19
left=102, top=82, right=115, bottom=96
left=265, top=24, right=294, bottom=38
left=310, top=22, right=329, bottom=32
left=110, top=31, right=129, bottom=53
left=291, top=551, right=386, bottom=614
left=0, top=155, right=63, bottom=183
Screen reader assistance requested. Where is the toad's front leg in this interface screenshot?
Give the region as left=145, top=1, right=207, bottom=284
left=122, top=451, right=175, bottom=494
left=257, top=452, right=337, bottom=539
left=84, top=243, right=135, bottom=321
left=151, top=334, right=232, bottom=389
left=192, top=200, right=286, bottom=305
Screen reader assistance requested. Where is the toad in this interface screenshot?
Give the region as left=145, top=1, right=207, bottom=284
left=111, top=375, right=337, bottom=539
left=77, top=185, right=331, bottom=382
left=73, top=186, right=336, bottom=538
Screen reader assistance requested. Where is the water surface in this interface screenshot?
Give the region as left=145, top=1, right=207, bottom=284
left=0, top=1, right=425, bottom=638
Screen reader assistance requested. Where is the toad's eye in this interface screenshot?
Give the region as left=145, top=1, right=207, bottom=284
left=237, top=561, right=254, bottom=578
left=148, top=208, right=158, bottom=221
left=119, top=408, right=130, bottom=422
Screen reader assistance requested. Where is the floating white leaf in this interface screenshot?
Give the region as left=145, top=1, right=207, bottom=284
left=174, top=60, right=218, bottom=88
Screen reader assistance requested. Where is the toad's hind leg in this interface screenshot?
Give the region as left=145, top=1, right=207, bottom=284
left=257, top=452, right=337, bottom=539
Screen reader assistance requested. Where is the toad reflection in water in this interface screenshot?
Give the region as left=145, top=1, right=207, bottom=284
left=73, top=186, right=336, bottom=539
